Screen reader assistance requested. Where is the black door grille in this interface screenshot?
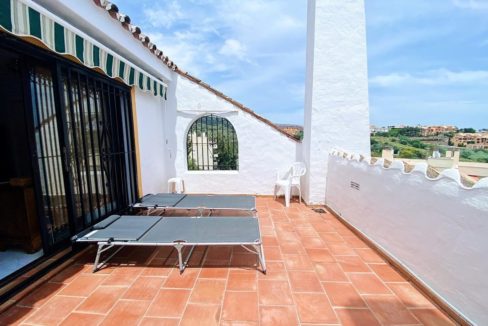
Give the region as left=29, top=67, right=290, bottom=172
left=61, top=68, right=137, bottom=233
left=29, top=64, right=137, bottom=244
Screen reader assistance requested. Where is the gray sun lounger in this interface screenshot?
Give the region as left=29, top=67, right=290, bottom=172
left=132, top=193, right=257, bottom=216
left=74, top=215, right=266, bottom=274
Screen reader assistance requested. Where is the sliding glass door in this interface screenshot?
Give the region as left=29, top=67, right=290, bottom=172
left=61, top=68, right=137, bottom=233
left=28, top=62, right=138, bottom=247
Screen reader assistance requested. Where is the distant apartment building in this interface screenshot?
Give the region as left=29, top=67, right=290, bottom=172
left=453, top=132, right=488, bottom=149
left=189, top=132, right=217, bottom=170
left=370, top=125, right=390, bottom=134
left=420, top=125, right=457, bottom=137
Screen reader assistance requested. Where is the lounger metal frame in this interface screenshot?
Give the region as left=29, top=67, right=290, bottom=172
left=84, top=239, right=266, bottom=274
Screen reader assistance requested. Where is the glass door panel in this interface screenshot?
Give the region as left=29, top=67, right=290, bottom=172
left=29, top=67, right=70, bottom=245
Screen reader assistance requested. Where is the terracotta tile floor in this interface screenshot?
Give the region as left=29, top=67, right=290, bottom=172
left=0, top=198, right=456, bottom=325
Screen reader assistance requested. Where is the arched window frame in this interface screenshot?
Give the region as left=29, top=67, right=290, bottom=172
left=186, top=114, right=239, bottom=171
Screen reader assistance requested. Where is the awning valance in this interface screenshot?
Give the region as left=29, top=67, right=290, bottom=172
left=0, top=0, right=167, bottom=98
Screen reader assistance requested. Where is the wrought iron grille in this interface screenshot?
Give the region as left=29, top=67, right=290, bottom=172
left=186, top=114, right=238, bottom=170
left=61, top=68, right=137, bottom=232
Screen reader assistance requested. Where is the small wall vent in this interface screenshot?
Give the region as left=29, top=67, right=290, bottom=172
left=350, top=181, right=360, bottom=190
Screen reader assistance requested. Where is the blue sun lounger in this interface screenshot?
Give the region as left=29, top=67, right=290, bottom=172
left=73, top=215, right=266, bottom=274
left=132, top=193, right=257, bottom=216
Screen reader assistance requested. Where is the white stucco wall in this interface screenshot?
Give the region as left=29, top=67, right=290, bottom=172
left=134, top=89, right=168, bottom=195
left=326, top=153, right=488, bottom=325
left=162, top=75, right=301, bottom=195
left=303, top=0, right=371, bottom=205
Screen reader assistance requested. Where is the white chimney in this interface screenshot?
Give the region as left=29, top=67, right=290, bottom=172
left=302, top=0, right=371, bottom=205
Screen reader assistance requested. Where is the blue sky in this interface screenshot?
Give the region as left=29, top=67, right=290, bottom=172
left=116, top=0, right=488, bottom=129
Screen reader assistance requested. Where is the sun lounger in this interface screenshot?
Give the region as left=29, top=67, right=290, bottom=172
left=73, top=215, right=266, bottom=274
left=132, top=194, right=257, bottom=216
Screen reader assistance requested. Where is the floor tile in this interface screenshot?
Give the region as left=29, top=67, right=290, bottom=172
left=163, top=268, right=199, bottom=289
left=258, top=280, right=294, bottom=305
left=221, top=320, right=258, bottom=325
left=231, top=253, right=259, bottom=268
left=24, top=295, right=83, bottom=325
left=293, top=292, right=338, bottom=324
left=180, top=304, right=221, bottom=326
left=355, top=248, right=384, bottom=263
left=76, top=286, right=127, bottom=314
left=314, top=262, right=348, bottom=282
left=102, top=267, right=143, bottom=287
left=258, top=261, right=287, bottom=280
left=319, top=232, right=344, bottom=243
left=139, top=317, right=180, bottom=326
left=122, top=276, right=164, bottom=301
left=300, top=236, right=326, bottom=249
left=227, top=271, right=257, bottom=291
left=263, top=246, right=283, bottom=261
left=335, top=308, right=381, bottom=326
left=145, top=289, right=190, bottom=318
left=342, top=236, right=368, bottom=249
left=189, top=279, right=226, bottom=304
left=363, top=295, right=420, bottom=325
left=348, top=273, right=391, bottom=295
left=288, top=271, right=323, bottom=292
left=99, top=299, right=149, bottom=325
left=259, top=305, right=298, bottom=326
left=58, top=274, right=106, bottom=297
left=59, top=312, right=105, bottom=326
left=387, top=282, right=434, bottom=308
left=306, top=248, right=335, bottom=262
left=410, top=308, right=456, bottom=326
left=322, top=282, right=366, bottom=307
left=283, top=254, right=314, bottom=270
left=199, top=264, right=230, bottom=279
left=141, top=259, right=173, bottom=277
left=368, top=263, right=404, bottom=282
left=222, top=291, right=258, bottom=322
left=336, top=256, right=370, bottom=273
left=328, top=243, right=356, bottom=256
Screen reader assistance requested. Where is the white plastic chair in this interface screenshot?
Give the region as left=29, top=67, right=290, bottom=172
left=274, top=162, right=306, bottom=207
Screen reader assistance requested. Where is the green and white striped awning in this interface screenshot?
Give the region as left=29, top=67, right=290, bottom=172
left=0, top=0, right=167, bottom=98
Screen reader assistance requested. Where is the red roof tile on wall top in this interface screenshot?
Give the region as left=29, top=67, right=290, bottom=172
left=92, top=0, right=177, bottom=71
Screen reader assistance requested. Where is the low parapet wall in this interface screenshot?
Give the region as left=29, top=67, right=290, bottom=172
left=325, top=152, right=488, bottom=325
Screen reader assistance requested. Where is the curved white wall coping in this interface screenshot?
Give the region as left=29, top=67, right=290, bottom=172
left=330, top=149, right=488, bottom=189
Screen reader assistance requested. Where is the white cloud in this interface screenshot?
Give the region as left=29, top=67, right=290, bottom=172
left=370, top=69, right=488, bottom=87
left=143, top=1, right=183, bottom=29
left=452, top=0, right=488, bottom=10
left=219, top=39, right=248, bottom=61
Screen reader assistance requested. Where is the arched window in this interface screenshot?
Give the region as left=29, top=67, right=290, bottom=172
left=186, top=114, right=238, bottom=170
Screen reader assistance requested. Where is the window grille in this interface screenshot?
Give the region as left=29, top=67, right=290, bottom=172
left=186, top=114, right=238, bottom=171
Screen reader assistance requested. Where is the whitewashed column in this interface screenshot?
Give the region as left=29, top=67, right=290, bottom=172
left=302, top=0, right=371, bottom=204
